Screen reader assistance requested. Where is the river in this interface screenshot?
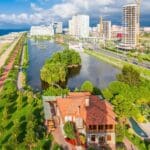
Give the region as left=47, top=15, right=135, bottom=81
left=27, top=39, right=120, bottom=91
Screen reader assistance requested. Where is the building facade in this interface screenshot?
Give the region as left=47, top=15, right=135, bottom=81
left=30, top=25, right=54, bottom=36
left=56, top=92, right=116, bottom=149
left=69, top=15, right=90, bottom=38
left=103, top=21, right=112, bottom=40
left=54, top=22, right=63, bottom=34
left=122, top=4, right=139, bottom=49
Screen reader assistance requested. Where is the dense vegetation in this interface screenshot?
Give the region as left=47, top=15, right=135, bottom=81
left=75, top=80, right=101, bottom=95
left=102, top=65, right=150, bottom=149
left=0, top=35, right=53, bottom=149
left=41, top=49, right=81, bottom=86
left=103, top=65, right=150, bottom=123
left=43, top=86, right=69, bottom=96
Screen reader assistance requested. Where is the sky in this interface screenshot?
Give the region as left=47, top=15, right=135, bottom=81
left=0, top=0, right=149, bottom=29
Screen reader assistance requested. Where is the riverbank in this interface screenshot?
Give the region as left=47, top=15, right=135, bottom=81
left=85, top=49, right=150, bottom=80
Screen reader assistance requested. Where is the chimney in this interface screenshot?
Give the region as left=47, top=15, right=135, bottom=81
left=78, top=106, right=80, bottom=115
left=85, top=98, right=90, bottom=107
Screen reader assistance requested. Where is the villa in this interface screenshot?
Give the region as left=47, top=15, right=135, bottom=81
left=56, top=92, right=116, bottom=149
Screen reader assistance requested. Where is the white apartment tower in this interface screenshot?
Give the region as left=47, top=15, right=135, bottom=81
left=103, top=21, right=112, bottom=40
left=122, top=4, right=138, bottom=49
left=69, top=15, right=89, bottom=38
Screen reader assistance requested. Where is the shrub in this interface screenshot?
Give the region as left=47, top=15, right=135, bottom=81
left=63, top=122, right=76, bottom=139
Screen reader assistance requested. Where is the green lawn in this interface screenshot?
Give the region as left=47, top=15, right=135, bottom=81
left=85, top=49, right=150, bottom=80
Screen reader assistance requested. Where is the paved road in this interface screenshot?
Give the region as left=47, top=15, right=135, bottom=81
left=83, top=42, right=150, bottom=70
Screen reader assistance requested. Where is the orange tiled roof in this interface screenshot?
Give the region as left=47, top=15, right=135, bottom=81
left=56, top=92, right=116, bottom=125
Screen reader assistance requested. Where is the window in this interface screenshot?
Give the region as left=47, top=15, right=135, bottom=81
left=91, top=135, right=96, bottom=142
left=89, top=125, right=92, bottom=130
left=109, top=125, right=113, bottom=129
left=99, top=136, right=105, bottom=143
left=105, top=125, right=108, bottom=130
left=89, top=125, right=97, bottom=130
left=93, top=125, right=97, bottom=130
left=107, top=135, right=111, bottom=141
left=98, top=125, right=104, bottom=130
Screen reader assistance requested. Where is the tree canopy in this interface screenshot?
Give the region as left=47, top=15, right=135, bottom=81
left=41, top=63, right=67, bottom=85
left=63, top=121, right=76, bottom=139
left=117, top=65, right=140, bottom=86
left=40, top=49, right=81, bottom=85
left=80, top=81, right=94, bottom=93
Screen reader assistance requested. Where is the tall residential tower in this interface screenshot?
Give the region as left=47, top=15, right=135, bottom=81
left=122, top=3, right=139, bottom=49
left=69, top=15, right=89, bottom=38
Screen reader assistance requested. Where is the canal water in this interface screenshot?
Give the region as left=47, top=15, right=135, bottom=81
left=27, top=39, right=120, bottom=91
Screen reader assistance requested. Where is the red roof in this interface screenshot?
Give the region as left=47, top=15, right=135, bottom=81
left=56, top=92, right=116, bottom=125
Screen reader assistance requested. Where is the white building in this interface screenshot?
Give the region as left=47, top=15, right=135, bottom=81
left=30, top=25, right=54, bottom=36
left=54, top=22, right=63, bottom=34
left=143, top=27, right=150, bottom=33
left=122, top=4, right=139, bottom=49
left=103, top=21, right=112, bottom=40
left=69, top=15, right=89, bottom=38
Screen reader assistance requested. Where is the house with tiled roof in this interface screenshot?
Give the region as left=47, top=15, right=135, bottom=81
left=56, top=92, right=116, bottom=149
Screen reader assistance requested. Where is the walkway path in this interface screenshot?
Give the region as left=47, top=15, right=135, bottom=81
left=0, top=34, right=21, bottom=68
left=17, top=41, right=25, bottom=90
left=0, top=34, right=23, bottom=88
left=123, top=138, right=138, bottom=150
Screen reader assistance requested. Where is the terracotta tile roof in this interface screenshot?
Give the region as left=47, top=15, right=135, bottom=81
left=86, top=95, right=116, bottom=125
left=56, top=92, right=116, bottom=125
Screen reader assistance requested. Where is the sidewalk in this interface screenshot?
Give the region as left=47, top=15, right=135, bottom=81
left=0, top=34, right=21, bottom=68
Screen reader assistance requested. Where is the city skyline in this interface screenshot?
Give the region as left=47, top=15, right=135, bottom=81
left=0, top=0, right=150, bottom=29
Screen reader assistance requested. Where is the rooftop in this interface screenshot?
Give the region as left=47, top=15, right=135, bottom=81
left=56, top=92, right=116, bottom=125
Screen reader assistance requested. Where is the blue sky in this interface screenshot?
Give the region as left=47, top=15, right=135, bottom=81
left=0, top=0, right=149, bottom=29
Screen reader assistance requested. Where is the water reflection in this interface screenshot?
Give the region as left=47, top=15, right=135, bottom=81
left=27, top=39, right=120, bottom=91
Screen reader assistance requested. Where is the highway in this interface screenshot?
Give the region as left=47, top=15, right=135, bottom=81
left=83, top=42, right=150, bottom=70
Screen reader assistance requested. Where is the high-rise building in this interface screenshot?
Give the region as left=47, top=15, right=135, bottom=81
left=69, top=15, right=89, bottom=38
left=103, top=21, right=112, bottom=40
left=122, top=4, right=139, bottom=49
left=54, top=22, right=63, bottom=34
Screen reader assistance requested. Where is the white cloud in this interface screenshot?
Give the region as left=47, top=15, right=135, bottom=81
left=0, top=0, right=149, bottom=26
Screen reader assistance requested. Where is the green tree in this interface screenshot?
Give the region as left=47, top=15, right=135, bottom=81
left=24, top=121, right=36, bottom=150
left=92, top=86, right=101, bottom=95
left=16, top=92, right=23, bottom=110
left=41, top=63, right=67, bottom=85
left=111, top=94, right=136, bottom=124
left=80, top=81, right=94, bottom=93
left=117, top=65, right=140, bottom=86
left=102, top=88, right=113, bottom=100
left=63, top=121, right=75, bottom=139
left=43, top=86, right=69, bottom=96
left=3, top=106, right=9, bottom=121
